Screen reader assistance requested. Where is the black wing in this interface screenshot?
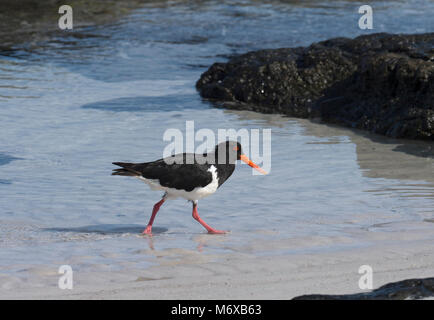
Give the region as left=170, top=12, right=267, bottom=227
left=113, top=153, right=213, bottom=192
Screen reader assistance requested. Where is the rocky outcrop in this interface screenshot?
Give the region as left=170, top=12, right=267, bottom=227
left=292, top=277, right=434, bottom=300
left=197, top=33, right=434, bottom=140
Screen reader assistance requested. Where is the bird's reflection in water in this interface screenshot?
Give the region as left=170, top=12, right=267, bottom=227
left=140, top=230, right=229, bottom=253
left=192, top=233, right=229, bottom=252
left=143, top=234, right=155, bottom=250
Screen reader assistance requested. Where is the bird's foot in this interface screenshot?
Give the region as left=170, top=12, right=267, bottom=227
left=142, top=226, right=153, bottom=235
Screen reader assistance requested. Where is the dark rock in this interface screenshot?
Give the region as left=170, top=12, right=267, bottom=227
left=292, top=277, right=434, bottom=300
left=197, top=33, right=434, bottom=140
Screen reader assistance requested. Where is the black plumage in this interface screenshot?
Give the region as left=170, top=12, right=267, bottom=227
left=112, top=141, right=241, bottom=192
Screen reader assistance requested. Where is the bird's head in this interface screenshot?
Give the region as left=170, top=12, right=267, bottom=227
left=214, top=141, right=267, bottom=174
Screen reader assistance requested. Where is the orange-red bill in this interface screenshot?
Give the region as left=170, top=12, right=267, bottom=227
left=239, top=154, right=267, bottom=175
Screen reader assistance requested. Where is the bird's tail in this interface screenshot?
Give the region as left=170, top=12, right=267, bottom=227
left=112, top=162, right=141, bottom=176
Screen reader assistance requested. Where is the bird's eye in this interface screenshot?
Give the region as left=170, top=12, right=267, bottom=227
left=233, top=146, right=239, bottom=151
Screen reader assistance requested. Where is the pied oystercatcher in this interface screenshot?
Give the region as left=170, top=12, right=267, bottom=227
left=112, top=141, right=266, bottom=235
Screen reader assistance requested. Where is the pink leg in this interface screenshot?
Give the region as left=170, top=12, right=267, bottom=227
left=192, top=202, right=226, bottom=234
left=142, top=198, right=165, bottom=235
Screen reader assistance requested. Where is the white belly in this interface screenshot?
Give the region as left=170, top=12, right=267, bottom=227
left=136, top=165, right=219, bottom=201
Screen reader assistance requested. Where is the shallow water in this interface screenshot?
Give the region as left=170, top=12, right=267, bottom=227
left=0, top=0, right=433, bottom=282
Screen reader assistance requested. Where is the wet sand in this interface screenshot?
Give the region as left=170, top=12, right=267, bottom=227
left=1, top=227, right=433, bottom=299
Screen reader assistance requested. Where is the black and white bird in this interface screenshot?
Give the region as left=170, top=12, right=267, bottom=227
left=112, top=140, right=266, bottom=235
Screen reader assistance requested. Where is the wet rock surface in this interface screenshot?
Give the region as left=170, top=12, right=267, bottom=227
left=197, top=33, right=434, bottom=140
left=293, top=277, right=434, bottom=300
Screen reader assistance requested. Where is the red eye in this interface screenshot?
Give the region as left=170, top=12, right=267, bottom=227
left=233, top=146, right=239, bottom=151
